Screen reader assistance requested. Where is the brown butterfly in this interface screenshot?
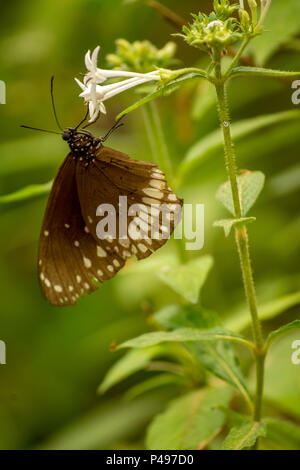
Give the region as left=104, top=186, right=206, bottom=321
left=22, top=79, right=183, bottom=307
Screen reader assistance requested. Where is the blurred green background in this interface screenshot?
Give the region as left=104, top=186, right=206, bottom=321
left=0, top=0, right=300, bottom=449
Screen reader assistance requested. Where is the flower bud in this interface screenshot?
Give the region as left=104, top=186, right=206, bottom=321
left=239, top=9, right=250, bottom=30
left=247, top=0, right=257, bottom=26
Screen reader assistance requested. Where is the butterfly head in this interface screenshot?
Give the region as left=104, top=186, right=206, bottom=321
left=62, top=127, right=76, bottom=142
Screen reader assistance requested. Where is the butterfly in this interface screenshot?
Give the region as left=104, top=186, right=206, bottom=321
left=22, top=79, right=183, bottom=307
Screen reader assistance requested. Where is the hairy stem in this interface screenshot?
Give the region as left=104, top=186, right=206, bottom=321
left=254, top=351, right=265, bottom=421
left=214, top=59, right=265, bottom=422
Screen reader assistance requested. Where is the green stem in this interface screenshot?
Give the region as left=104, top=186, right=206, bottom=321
left=214, top=58, right=265, bottom=423
left=215, top=82, right=242, bottom=218
left=142, top=101, right=174, bottom=184
left=145, top=0, right=185, bottom=29
left=234, top=226, right=264, bottom=350
left=142, top=101, right=187, bottom=262
left=224, top=37, right=250, bottom=79
left=254, top=351, right=265, bottom=421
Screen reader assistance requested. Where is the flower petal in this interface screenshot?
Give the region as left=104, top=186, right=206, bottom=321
left=91, top=46, right=100, bottom=70
left=84, top=50, right=92, bottom=70
left=75, top=77, right=86, bottom=91
left=99, top=101, right=107, bottom=114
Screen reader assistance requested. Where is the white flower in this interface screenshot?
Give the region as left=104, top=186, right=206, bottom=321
left=206, top=20, right=224, bottom=30
left=76, top=46, right=160, bottom=122
left=83, top=46, right=158, bottom=84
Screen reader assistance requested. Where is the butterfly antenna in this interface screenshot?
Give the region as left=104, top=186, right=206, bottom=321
left=50, top=76, right=63, bottom=131
left=75, top=107, right=89, bottom=131
left=82, top=112, right=100, bottom=130
left=101, top=116, right=125, bottom=142
left=20, top=125, right=61, bottom=135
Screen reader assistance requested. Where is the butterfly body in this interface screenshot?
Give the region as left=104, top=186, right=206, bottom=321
left=38, top=127, right=183, bottom=307
left=63, top=128, right=103, bottom=167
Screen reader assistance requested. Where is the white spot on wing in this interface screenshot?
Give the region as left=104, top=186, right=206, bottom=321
left=138, top=243, right=148, bottom=253
left=83, top=257, right=92, bottom=268
left=149, top=179, right=165, bottom=190
left=151, top=170, right=164, bottom=180
left=97, top=246, right=107, bottom=257
left=119, top=238, right=130, bottom=248
left=143, top=188, right=164, bottom=199
left=142, top=197, right=161, bottom=206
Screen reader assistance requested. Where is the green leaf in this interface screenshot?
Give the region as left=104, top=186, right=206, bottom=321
left=146, top=387, right=232, bottom=450
left=117, top=327, right=249, bottom=350
left=153, top=305, right=227, bottom=331
left=153, top=304, right=196, bottom=330
left=98, top=345, right=164, bottom=394
left=117, top=72, right=206, bottom=119
left=222, top=421, right=266, bottom=450
left=260, top=332, right=300, bottom=419
left=125, top=373, right=187, bottom=401
left=250, top=0, right=300, bottom=65
left=231, top=66, right=300, bottom=79
left=213, top=217, right=256, bottom=237
left=266, top=320, right=300, bottom=349
left=158, top=255, right=213, bottom=304
left=226, top=290, right=300, bottom=332
left=0, top=180, right=53, bottom=204
left=215, top=406, right=249, bottom=427
left=216, top=171, right=265, bottom=216
left=153, top=305, right=252, bottom=407
left=178, top=110, right=300, bottom=182
left=262, top=418, right=300, bottom=450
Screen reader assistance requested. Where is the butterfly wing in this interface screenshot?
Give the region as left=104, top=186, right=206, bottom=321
left=75, top=146, right=183, bottom=270
left=38, top=153, right=107, bottom=307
